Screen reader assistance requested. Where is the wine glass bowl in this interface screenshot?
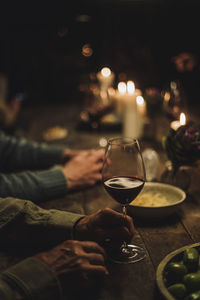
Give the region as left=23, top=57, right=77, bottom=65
left=102, top=137, right=146, bottom=264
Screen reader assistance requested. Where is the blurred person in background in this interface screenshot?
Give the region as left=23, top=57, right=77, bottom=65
left=0, top=68, right=106, bottom=203
left=0, top=73, right=21, bottom=130
left=0, top=74, right=105, bottom=202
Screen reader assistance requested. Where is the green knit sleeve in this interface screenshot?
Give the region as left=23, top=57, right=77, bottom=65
left=1, top=257, right=63, bottom=300
left=0, top=197, right=85, bottom=251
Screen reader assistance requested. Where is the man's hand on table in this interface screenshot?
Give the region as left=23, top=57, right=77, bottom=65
left=35, top=240, right=108, bottom=295
left=74, top=208, right=135, bottom=247
left=61, top=149, right=105, bottom=190
left=34, top=208, right=134, bottom=297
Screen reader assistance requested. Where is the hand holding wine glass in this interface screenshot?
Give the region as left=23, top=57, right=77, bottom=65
left=102, top=137, right=146, bottom=263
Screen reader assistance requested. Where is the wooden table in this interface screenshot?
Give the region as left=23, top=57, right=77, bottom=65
left=2, top=102, right=200, bottom=300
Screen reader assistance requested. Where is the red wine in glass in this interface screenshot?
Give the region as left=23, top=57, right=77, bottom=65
left=103, top=176, right=144, bottom=205
left=102, top=137, right=146, bottom=264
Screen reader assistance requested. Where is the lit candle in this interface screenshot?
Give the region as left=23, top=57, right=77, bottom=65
left=127, top=80, right=135, bottom=95
left=121, top=81, right=143, bottom=139
left=170, top=112, right=186, bottom=130
left=109, top=82, right=126, bottom=116
left=118, top=81, right=127, bottom=94
left=97, top=67, right=115, bottom=91
left=136, top=96, right=146, bottom=117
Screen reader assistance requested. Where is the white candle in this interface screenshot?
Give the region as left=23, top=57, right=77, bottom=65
left=108, top=82, right=126, bottom=117
left=136, top=96, right=146, bottom=117
left=121, top=81, right=143, bottom=139
left=170, top=112, right=186, bottom=130
left=127, top=81, right=135, bottom=95
left=97, top=67, right=115, bottom=91
left=118, top=81, right=127, bottom=94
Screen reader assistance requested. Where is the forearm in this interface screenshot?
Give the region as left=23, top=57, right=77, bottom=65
left=0, top=258, right=63, bottom=300
left=0, top=132, right=65, bottom=171
left=0, top=197, right=84, bottom=250
left=0, top=169, right=67, bottom=202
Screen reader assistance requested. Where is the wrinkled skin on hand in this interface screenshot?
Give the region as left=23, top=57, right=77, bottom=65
left=35, top=240, right=108, bottom=296
left=74, top=208, right=135, bottom=247
left=61, top=149, right=105, bottom=190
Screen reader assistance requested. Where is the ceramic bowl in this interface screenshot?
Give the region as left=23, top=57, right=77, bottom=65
left=156, top=242, right=200, bottom=300
left=127, top=182, right=186, bottom=220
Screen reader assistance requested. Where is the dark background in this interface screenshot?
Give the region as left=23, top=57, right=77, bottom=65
left=0, top=0, right=200, bottom=105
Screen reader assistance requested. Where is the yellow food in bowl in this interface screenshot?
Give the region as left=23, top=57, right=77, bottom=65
left=130, top=192, right=169, bottom=207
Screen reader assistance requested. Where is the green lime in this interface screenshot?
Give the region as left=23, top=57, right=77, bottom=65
left=165, top=262, right=188, bottom=283
left=184, top=273, right=200, bottom=292
left=184, top=290, right=200, bottom=300
left=183, top=248, right=199, bottom=272
left=168, top=283, right=187, bottom=299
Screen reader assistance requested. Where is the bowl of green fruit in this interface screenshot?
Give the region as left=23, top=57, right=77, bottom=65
left=156, top=242, right=200, bottom=299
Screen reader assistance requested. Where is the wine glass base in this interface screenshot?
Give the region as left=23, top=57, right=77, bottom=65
left=108, top=244, right=146, bottom=264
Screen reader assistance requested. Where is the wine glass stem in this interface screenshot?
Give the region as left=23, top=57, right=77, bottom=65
left=121, top=205, right=127, bottom=249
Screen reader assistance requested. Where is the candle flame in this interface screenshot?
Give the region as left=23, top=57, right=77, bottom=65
left=127, top=81, right=135, bottom=95
left=136, top=96, right=144, bottom=105
left=101, top=67, right=111, bottom=77
left=180, top=112, right=186, bottom=125
left=118, top=82, right=126, bottom=94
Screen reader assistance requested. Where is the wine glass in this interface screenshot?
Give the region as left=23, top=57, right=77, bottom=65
left=102, top=137, right=146, bottom=264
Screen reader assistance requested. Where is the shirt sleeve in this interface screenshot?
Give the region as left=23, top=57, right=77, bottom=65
left=0, top=168, right=67, bottom=202
left=0, top=131, right=65, bottom=171
left=0, top=197, right=85, bottom=251
left=0, top=257, right=63, bottom=300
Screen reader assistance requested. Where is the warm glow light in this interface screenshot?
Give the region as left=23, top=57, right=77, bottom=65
left=127, top=81, right=135, bottom=95
left=164, top=92, right=170, bottom=102
left=82, top=44, right=93, bottom=57
left=118, top=82, right=126, bottom=94
left=101, top=67, right=111, bottom=77
left=170, top=81, right=177, bottom=90
left=99, top=137, right=108, bottom=147
left=100, top=90, right=107, bottom=99
left=108, top=87, right=115, bottom=96
left=170, top=112, right=186, bottom=130
left=136, top=96, right=144, bottom=106
left=180, top=112, right=186, bottom=125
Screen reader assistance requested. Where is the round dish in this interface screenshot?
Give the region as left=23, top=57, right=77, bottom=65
left=127, top=182, right=186, bottom=219
left=156, top=242, right=200, bottom=300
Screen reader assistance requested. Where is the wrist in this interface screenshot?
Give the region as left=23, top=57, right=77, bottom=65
left=62, top=149, right=74, bottom=163
left=72, top=216, right=88, bottom=240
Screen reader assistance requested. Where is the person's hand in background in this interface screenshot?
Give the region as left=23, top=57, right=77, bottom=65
left=61, top=149, right=105, bottom=190
left=62, top=148, right=104, bottom=162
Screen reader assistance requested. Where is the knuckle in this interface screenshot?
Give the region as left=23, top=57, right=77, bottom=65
left=100, top=207, right=112, bottom=216
left=96, top=254, right=104, bottom=263
left=76, top=257, right=86, bottom=268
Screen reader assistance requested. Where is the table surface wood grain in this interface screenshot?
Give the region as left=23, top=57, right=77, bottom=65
left=2, top=102, right=200, bottom=300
